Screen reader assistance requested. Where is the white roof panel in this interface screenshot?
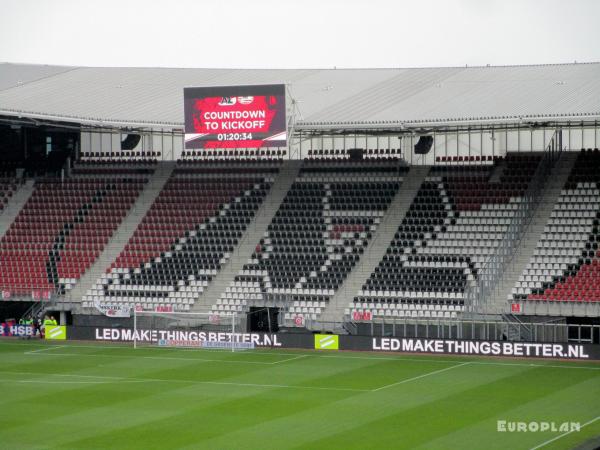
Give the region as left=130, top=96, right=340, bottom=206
left=0, top=63, right=75, bottom=91
left=0, top=62, right=598, bottom=128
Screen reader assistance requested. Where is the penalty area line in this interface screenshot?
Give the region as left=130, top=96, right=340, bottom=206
left=372, top=362, right=470, bottom=392
left=269, top=354, right=310, bottom=365
left=0, top=370, right=368, bottom=393
left=23, top=351, right=299, bottom=366
left=142, top=355, right=273, bottom=365
left=24, top=345, right=68, bottom=354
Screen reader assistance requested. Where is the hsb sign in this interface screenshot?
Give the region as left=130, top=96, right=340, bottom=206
left=0, top=324, right=35, bottom=337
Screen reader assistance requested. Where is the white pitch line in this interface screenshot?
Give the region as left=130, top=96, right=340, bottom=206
left=24, top=352, right=120, bottom=359
left=193, top=380, right=368, bottom=392
left=0, top=370, right=368, bottom=393
left=5, top=340, right=600, bottom=371
left=142, top=356, right=273, bottom=365
left=0, top=370, right=138, bottom=381
left=528, top=415, right=600, bottom=450
left=2, top=341, right=306, bottom=356
left=172, top=348, right=302, bottom=357
left=24, top=345, right=67, bottom=354
left=317, top=354, right=600, bottom=371
left=468, top=360, right=600, bottom=371
left=372, top=362, right=471, bottom=392
left=25, top=351, right=600, bottom=371
left=24, top=350, right=600, bottom=371
left=24, top=351, right=297, bottom=366
left=8, top=379, right=149, bottom=385
left=25, top=343, right=600, bottom=370
left=11, top=341, right=293, bottom=358
left=269, top=355, right=310, bottom=365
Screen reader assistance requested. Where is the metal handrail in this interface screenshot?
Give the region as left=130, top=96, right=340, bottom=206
left=463, top=147, right=558, bottom=314
left=300, top=316, right=600, bottom=344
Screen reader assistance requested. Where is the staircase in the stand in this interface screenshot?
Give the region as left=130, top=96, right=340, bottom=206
left=320, top=165, right=430, bottom=323
left=192, top=160, right=302, bottom=311
left=0, top=180, right=34, bottom=240
left=68, top=162, right=175, bottom=302
left=487, top=151, right=578, bottom=314
left=489, top=159, right=506, bottom=183
left=502, top=313, right=533, bottom=341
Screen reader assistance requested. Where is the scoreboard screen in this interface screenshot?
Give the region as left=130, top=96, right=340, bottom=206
left=184, top=84, right=286, bottom=149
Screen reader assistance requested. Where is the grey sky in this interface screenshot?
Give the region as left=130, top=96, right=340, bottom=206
left=1, top=0, right=599, bottom=69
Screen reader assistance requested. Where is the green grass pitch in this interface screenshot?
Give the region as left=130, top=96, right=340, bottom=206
left=0, top=340, right=599, bottom=450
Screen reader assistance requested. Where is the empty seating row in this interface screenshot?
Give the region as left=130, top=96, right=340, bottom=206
left=513, top=149, right=600, bottom=303
left=305, top=148, right=402, bottom=161
left=79, top=151, right=161, bottom=162
left=0, top=171, right=148, bottom=296
left=221, top=161, right=406, bottom=321
left=179, top=149, right=286, bottom=161
left=353, top=153, right=542, bottom=319
left=84, top=164, right=275, bottom=311
left=436, top=155, right=498, bottom=164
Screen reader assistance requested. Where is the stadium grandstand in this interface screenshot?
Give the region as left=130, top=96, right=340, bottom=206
left=2, top=59, right=600, bottom=449
left=0, top=61, right=600, bottom=342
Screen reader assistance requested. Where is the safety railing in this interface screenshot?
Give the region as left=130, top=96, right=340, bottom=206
left=294, top=316, right=599, bottom=344
left=464, top=147, right=558, bottom=314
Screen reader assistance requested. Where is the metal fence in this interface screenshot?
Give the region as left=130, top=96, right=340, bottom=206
left=465, top=144, right=559, bottom=314
left=300, top=317, right=600, bottom=344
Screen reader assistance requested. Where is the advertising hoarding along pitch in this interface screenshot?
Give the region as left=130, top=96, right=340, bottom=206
left=314, top=334, right=339, bottom=350
left=184, top=84, right=286, bottom=150
left=0, top=324, right=35, bottom=337
left=63, top=326, right=600, bottom=360
left=45, top=326, right=67, bottom=340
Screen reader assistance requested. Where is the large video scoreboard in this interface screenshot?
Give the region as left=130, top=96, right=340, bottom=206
left=184, top=84, right=286, bottom=150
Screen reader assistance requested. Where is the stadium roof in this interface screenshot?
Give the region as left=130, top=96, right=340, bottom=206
left=0, top=62, right=599, bottom=130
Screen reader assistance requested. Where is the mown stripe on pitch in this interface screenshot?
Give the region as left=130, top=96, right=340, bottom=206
left=0, top=386, right=181, bottom=450
left=2, top=341, right=600, bottom=371
left=57, top=376, right=359, bottom=449
left=8, top=371, right=272, bottom=449
left=0, top=351, right=228, bottom=436
left=302, top=365, right=600, bottom=450
left=8, top=349, right=360, bottom=448
left=55, top=350, right=388, bottom=449
left=217, top=352, right=409, bottom=390
left=413, top=370, right=600, bottom=450
left=2, top=341, right=598, bottom=450
left=178, top=361, right=530, bottom=449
